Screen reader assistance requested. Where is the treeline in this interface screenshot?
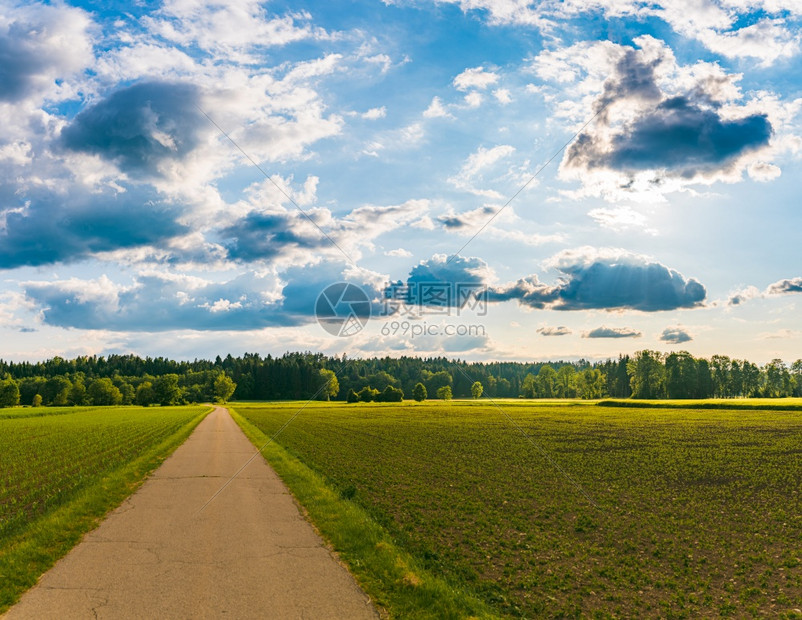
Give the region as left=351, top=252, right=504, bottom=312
left=0, top=366, right=236, bottom=408
left=0, top=351, right=800, bottom=407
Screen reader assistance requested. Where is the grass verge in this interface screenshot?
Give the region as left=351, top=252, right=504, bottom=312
left=229, top=406, right=498, bottom=619
left=598, top=397, right=802, bottom=410
left=0, top=406, right=211, bottom=613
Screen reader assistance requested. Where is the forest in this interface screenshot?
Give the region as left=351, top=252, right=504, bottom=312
left=0, top=350, right=800, bottom=407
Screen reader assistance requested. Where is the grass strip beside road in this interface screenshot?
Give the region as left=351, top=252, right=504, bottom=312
left=0, top=406, right=210, bottom=613
left=229, top=406, right=498, bottom=619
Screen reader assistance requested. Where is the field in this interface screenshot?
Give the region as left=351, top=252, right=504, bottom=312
left=235, top=401, right=802, bottom=618
left=0, top=405, right=209, bottom=611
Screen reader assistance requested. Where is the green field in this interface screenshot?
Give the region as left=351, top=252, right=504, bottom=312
left=235, top=401, right=802, bottom=618
left=0, top=405, right=209, bottom=611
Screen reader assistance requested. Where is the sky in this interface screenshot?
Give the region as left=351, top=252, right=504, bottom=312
left=0, top=0, right=800, bottom=364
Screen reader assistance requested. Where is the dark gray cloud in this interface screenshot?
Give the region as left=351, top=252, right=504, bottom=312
left=564, top=48, right=772, bottom=180
left=0, top=186, right=187, bottom=269
left=221, top=212, right=327, bottom=262
left=489, top=251, right=705, bottom=312
left=608, top=97, right=771, bottom=175
left=552, top=256, right=706, bottom=311
left=486, top=276, right=558, bottom=309
left=537, top=326, right=572, bottom=336
left=61, top=82, right=204, bottom=175
left=660, top=327, right=692, bottom=344
left=584, top=326, right=642, bottom=339
left=768, top=277, right=802, bottom=295
left=389, top=254, right=490, bottom=308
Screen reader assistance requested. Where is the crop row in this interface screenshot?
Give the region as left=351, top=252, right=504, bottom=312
left=238, top=402, right=802, bottom=618
left=0, top=406, right=207, bottom=538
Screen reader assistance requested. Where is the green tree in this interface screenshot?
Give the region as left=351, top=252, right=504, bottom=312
left=346, top=389, right=360, bottom=403
left=135, top=381, right=156, bottom=406
left=32, top=394, right=43, bottom=407
left=536, top=365, right=557, bottom=398
left=555, top=365, right=577, bottom=398
left=412, top=382, right=427, bottom=402
left=214, top=373, right=237, bottom=403
left=627, top=350, right=666, bottom=399
left=791, top=360, right=802, bottom=397
left=520, top=374, right=536, bottom=398
left=422, top=370, right=452, bottom=396
left=0, top=377, right=20, bottom=408
left=317, top=368, right=339, bottom=401
left=357, top=386, right=379, bottom=402
left=87, top=378, right=123, bottom=406
left=436, top=385, right=453, bottom=400
left=378, top=385, right=404, bottom=402
left=68, top=380, right=87, bottom=406
left=154, top=374, right=182, bottom=406
left=665, top=352, right=697, bottom=399
left=577, top=368, right=605, bottom=399
left=44, top=376, right=72, bottom=406
left=764, top=359, right=791, bottom=398
left=470, top=381, right=483, bottom=399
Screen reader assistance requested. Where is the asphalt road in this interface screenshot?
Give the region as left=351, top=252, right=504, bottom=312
left=5, top=407, right=379, bottom=619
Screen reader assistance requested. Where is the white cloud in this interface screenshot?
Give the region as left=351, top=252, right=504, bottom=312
left=385, top=248, right=413, bottom=257
left=453, top=66, right=500, bottom=91
left=464, top=92, right=484, bottom=107
left=362, top=106, right=387, bottom=119
left=493, top=88, right=512, bottom=104
left=423, top=96, right=453, bottom=119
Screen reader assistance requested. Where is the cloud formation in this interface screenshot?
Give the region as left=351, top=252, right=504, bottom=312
left=0, top=2, right=92, bottom=103
left=660, top=326, right=692, bottom=344
left=0, top=186, right=188, bottom=269
left=537, top=326, right=572, bottom=336
left=491, top=247, right=706, bottom=312
left=559, top=42, right=773, bottom=194
left=61, top=82, right=205, bottom=176
left=583, top=326, right=642, bottom=339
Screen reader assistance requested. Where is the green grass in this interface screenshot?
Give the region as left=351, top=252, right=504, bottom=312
left=235, top=400, right=802, bottom=618
left=0, top=405, right=210, bottom=612
left=598, top=398, right=802, bottom=411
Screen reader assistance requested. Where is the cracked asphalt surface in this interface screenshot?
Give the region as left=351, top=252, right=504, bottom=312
left=5, top=407, right=379, bottom=619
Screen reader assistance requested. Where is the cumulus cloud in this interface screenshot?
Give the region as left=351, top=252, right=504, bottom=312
left=396, top=247, right=705, bottom=314
left=537, top=326, right=572, bottom=336
left=530, top=36, right=795, bottom=202
left=61, top=82, right=206, bottom=177
left=423, top=96, right=453, bottom=119
left=0, top=185, right=188, bottom=269
left=558, top=41, right=773, bottom=198
left=493, top=247, right=706, bottom=312
left=0, top=2, right=93, bottom=103
left=660, top=326, right=692, bottom=344
left=428, top=0, right=802, bottom=64
left=727, top=277, right=802, bottom=306
left=453, top=66, right=499, bottom=91
left=583, top=326, right=642, bottom=339
left=22, top=263, right=385, bottom=332
left=767, top=277, right=802, bottom=295
left=728, top=285, right=762, bottom=306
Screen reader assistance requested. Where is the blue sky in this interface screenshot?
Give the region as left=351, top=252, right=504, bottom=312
left=0, top=0, right=800, bottom=364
